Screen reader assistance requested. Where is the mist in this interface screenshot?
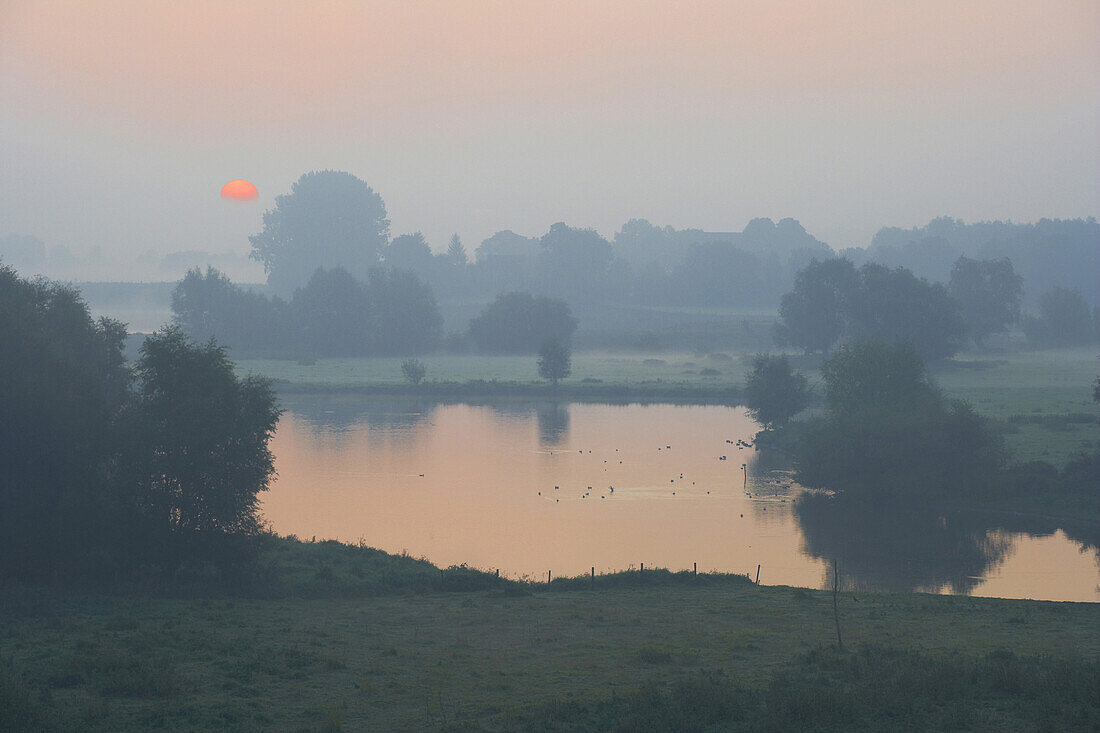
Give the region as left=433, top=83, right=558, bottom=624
left=2, top=1, right=1097, bottom=280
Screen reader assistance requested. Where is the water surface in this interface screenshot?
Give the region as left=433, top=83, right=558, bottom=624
left=261, top=397, right=1100, bottom=601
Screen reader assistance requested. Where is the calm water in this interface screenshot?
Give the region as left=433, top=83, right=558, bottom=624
left=261, top=396, right=1100, bottom=602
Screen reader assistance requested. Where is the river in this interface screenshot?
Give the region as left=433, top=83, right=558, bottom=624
left=260, top=396, right=1100, bottom=602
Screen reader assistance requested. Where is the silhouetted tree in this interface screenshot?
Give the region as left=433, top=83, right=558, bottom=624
left=537, top=339, right=572, bottom=386
left=820, top=339, right=938, bottom=416
left=1022, top=286, right=1096, bottom=347
left=126, top=327, right=281, bottom=560
left=364, top=268, right=443, bottom=355
left=792, top=339, right=1004, bottom=499
left=446, top=234, right=468, bottom=267
left=171, top=266, right=286, bottom=354
left=948, top=256, right=1023, bottom=345
left=776, top=259, right=965, bottom=359
left=775, top=258, right=859, bottom=353
left=385, top=232, right=435, bottom=278
left=743, top=354, right=810, bottom=429
left=849, top=263, right=966, bottom=360
left=401, top=358, right=427, bottom=385
left=0, top=265, right=131, bottom=580
left=291, top=267, right=372, bottom=356
left=468, top=291, right=578, bottom=353
left=538, top=222, right=614, bottom=302
left=249, top=170, right=390, bottom=295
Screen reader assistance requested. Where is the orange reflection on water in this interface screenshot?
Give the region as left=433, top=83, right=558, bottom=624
left=262, top=401, right=824, bottom=585
left=260, top=399, right=1100, bottom=601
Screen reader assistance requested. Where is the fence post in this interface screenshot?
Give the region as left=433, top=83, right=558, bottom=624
left=755, top=564, right=761, bottom=584
left=640, top=562, right=644, bottom=572
left=547, top=570, right=551, bottom=584
left=693, top=562, right=697, bottom=575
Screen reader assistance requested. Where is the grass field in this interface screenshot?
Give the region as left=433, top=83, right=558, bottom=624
left=237, top=347, right=1099, bottom=466
left=3, top=538, right=1098, bottom=731
left=236, top=350, right=753, bottom=391
left=931, top=349, right=1099, bottom=466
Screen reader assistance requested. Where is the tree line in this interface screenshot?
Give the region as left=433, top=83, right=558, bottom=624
left=172, top=267, right=579, bottom=358
left=0, top=264, right=279, bottom=584
left=775, top=255, right=1097, bottom=359
left=159, top=170, right=1097, bottom=359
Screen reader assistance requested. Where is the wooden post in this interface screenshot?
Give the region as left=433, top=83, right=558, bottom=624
left=755, top=564, right=761, bottom=584
left=640, top=562, right=644, bottom=572
left=693, top=562, right=697, bottom=575
left=495, top=568, right=499, bottom=579
left=547, top=570, right=551, bottom=584
left=591, top=566, right=595, bottom=582
left=833, top=558, right=843, bottom=650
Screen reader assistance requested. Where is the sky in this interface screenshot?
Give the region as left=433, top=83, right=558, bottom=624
left=1, top=0, right=1098, bottom=281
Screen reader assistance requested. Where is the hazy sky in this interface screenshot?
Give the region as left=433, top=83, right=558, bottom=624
left=2, top=0, right=1097, bottom=279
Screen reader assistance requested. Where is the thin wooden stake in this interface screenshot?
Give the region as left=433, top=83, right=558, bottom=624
left=693, top=562, right=697, bottom=575
left=833, top=558, right=844, bottom=650
left=755, top=564, right=761, bottom=584
left=547, top=570, right=551, bottom=584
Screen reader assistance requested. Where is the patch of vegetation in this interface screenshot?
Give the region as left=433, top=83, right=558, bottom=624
left=478, top=645, right=1100, bottom=732
left=3, top=575, right=1097, bottom=731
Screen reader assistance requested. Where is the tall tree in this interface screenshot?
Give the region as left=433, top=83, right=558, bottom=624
left=1022, top=286, right=1095, bottom=347
left=538, top=222, right=614, bottom=302
left=364, top=268, right=443, bottom=356
left=743, top=354, right=810, bottom=429
left=793, top=339, right=1004, bottom=499
left=290, top=267, right=372, bottom=356
left=850, top=263, right=966, bottom=360
left=537, top=339, right=572, bottom=386
left=468, top=291, right=578, bottom=353
left=249, top=171, right=390, bottom=295
left=128, top=328, right=281, bottom=545
left=775, top=258, right=859, bottom=353
left=776, top=259, right=966, bottom=359
left=446, top=234, right=468, bottom=267
left=171, top=266, right=285, bottom=355
left=948, top=256, right=1023, bottom=345
left=0, top=265, right=131, bottom=580
left=385, top=232, right=435, bottom=278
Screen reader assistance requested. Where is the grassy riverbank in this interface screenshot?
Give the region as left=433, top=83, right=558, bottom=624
left=2, top=538, right=1098, bottom=731
left=237, top=347, right=1098, bottom=466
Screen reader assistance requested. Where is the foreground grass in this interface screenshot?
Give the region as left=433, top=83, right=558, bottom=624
left=2, top=539, right=1098, bottom=731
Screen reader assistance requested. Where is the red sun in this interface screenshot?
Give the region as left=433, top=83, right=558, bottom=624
left=221, top=179, right=258, bottom=201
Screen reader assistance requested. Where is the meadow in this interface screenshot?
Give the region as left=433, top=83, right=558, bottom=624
left=3, top=537, right=1098, bottom=731
left=237, top=347, right=1099, bottom=467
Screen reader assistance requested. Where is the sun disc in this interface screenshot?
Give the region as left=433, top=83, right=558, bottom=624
left=221, top=179, right=258, bottom=201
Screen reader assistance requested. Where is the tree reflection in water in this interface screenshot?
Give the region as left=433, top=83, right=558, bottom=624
left=281, top=395, right=436, bottom=435
left=794, top=493, right=1015, bottom=594
left=536, top=402, right=570, bottom=447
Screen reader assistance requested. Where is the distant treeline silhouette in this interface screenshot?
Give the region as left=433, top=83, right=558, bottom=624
left=171, top=267, right=579, bottom=358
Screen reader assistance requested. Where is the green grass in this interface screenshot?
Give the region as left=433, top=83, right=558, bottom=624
left=930, top=349, right=1100, bottom=467
left=2, top=538, right=1098, bottom=731
left=238, top=346, right=1098, bottom=466
left=236, top=351, right=753, bottom=391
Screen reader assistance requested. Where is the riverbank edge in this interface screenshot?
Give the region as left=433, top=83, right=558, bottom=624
left=268, top=377, right=746, bottom=405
